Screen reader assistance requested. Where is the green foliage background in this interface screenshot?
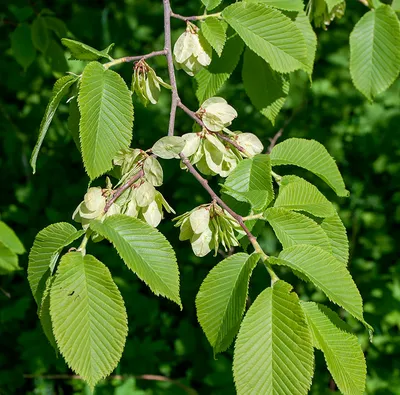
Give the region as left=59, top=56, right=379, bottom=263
left=1, top=0, right=399, bottom=393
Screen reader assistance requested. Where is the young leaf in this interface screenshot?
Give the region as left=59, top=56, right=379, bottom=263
left=325, top=0, right=344, bottom=12
left=10, top=23, right=36, bottom=70
left=50, top=252, right=128, bottom=389
left=195, top=34, right=244, bottom=103
left=30, top=75, right=79, bottom=173
left=264, top=207, right=331, bottom=251
left=245, top=0, right=304, bottom=11
left=45, top=39, right=68, bottom=73
left=61, top=38, right=114, bottom=61
left=31, top=16, right=49, bottom=53
left=200, top=18, right=227, bottom=57
left=90, top=214, right=181, bottom=307
left=223, top=154, right=274, bottom=211
left=0, top=243, right=21, bottom=275
left=242, top=48, right=289, bottom=125
left=274, top=175, right=335, bottom=217
left=269, top=245, right=365, bottom=323
left=196, top=253, right=259, bottom=354
left=28, top=222, right=84, bottom=306
left=301, top=302, right=366, bottom=395
left=233, top=281, right=314, bottom=394
left=0, top=221, right=25, bottom=254
left=222, top=3, right=307, bottom=73
left=294, top=11, right=317, bottom=76
left=270, top=138, right=349, bottom=196
left=350, top=5, right=400, bottom=101
left=320, top=211, right=349, bottom=265
left=201, top=0, right=223, bottom=11
left=78, top=62, right=134, bottom=179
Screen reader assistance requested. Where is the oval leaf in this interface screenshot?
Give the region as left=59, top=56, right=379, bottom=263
left=78, top=61, right=134, bottom=179
left=196, top=253, right=259, bottom=354
left=350, top=5, right=400, bottom=101
left=50, top=252, right=128, bottom=389
left=28, top=222, right=84, bottom=306
left=90, top=214, right=181, bottom=307
left=222, top=3, right=307, bottom=73
left=151, top=136, right=185, bottom=159
left=0, top=221, right=25, bottom=254
left=233, top=281, right=314, bottom=394
left=301, top=302, right=366, bottom=395
left=270, top=138, right=349, bottom=196
left=61, top=38, right=114, bottom=61
left=0, top=243, right=20, bottom=275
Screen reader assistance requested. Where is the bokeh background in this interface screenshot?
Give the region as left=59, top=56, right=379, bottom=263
left=1, top=0, right=399, bottom=394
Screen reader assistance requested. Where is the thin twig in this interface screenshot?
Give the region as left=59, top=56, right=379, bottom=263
left=104, top=50, right=167, bottom=69
left=267, top=129, right=283, bottom=154
left=104, top=170, right=144, bottom=213
left=178, top=101, right=204, bottom=127
left=170, top=11, right=221, bottom=21
left=164, top=0, right=180, bottom=136
left=23, top=374, right=197, bottom=395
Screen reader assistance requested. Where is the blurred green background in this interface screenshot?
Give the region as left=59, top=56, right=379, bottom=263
left=1, top=1, right=399, bottom=394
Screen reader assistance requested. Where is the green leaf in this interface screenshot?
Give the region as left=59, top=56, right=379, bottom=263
left=242, top=48, right=289, bottom=125
left=31, top=16, right=49, bottom=53
left=294, top=11, right=317, bottom=76
left=195, top=34, right=244, bottom=103
left=10, top=23, right=36, bottom=70
left=274, top=175, right=335, bottom=217
left=264, top=207, right=331, bottom=251
left=223, top=154, right=274, bottom=211
left=90, top=214, right=181, bottom=307
left=201, top=0, right=223, bottom=11
left=50, top=252, right=128, bottom=389
left=78, top=62, right=134, bottom=179
left=9, top=5, right=34, bottom=22
left=245, top=0, right=304, bottom=11
left=61, top=38, right=114, bottom=61
left=0, top=221, right=25, bottom=254
left=28, top=223, right=84, bottom=306
left=196, top=253, right=259, bottom=354
left=233, top=281, right=314, bottom=394
left=269, top=245, right=365, bottom=323
left=43, top=16, right=68, bottom=38
left=325, top=0, right=344, bottom=12
left=0, top=243, right=21, bottom=275
left=393, top=0, right=400, bottom=12
left=45, top=39, right=68, bottom=73
left=222, top=3, right=307, bottom=73
left=30, top=75, right=79, bottom=173
left=152, top=136, right=185, bottom=159
left=270, top=138, right=349, bottom=196
left=301, top=302, right=366, bottom=395
left=350, top=5, right=400, bottom=100
left=201, top=18, right=227, bottom=57
left=67, top=95, right=81, bottom=151
left=320, top=211, right=349, bottom=265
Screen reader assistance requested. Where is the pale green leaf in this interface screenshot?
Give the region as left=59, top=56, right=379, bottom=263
left=50, top=252, right=128, bottom=389
left=200, top=18, right=227, bottom=57
left=320, top=211, right=349, bottom=265
left=195, top=34, right=244, bottom=103
left=270, top=138, right=349, bottom=196
left=242, top=48, right=289, bottom=125
left=61, top=38, right=114, bottom=61
left=90, top=214, right=181, bottom=307
left=28, top=222, right=84, bottom=306
left=223, top=154, right=274, bottom=211
left=269, top=245, right=365, bottom=323
left=294, top=11, right=317, bottom=76
left=274, top=175, right=335, bottom=217
left=196, top=253, right=259, bottom=354
left=30, top=75, right=78, bottom=173
left=264, top=207, right=331, bottom=251
left=31, top=16, right=49, bottom=53
left=0, top=243, right=21, bottom=275
left=350, top=5, right=400, bottom=100
left=393, top=0, right=400, bottom=12
left=301, top=302, right=366, bottom=395
left=10, top=23, right=36, bottom=70
left=78, top=62, right=134, bottom=179
left=325, top=0, right=344, bottom=12
left=222, top=3, right=307, bottom=73
left=245, top=0, right=304, bottom=11
left=233, top=281, right=314, bottom=394
left=0, top=221, right=25, bottom=254
left=202, top=0, right=223, bottom=11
